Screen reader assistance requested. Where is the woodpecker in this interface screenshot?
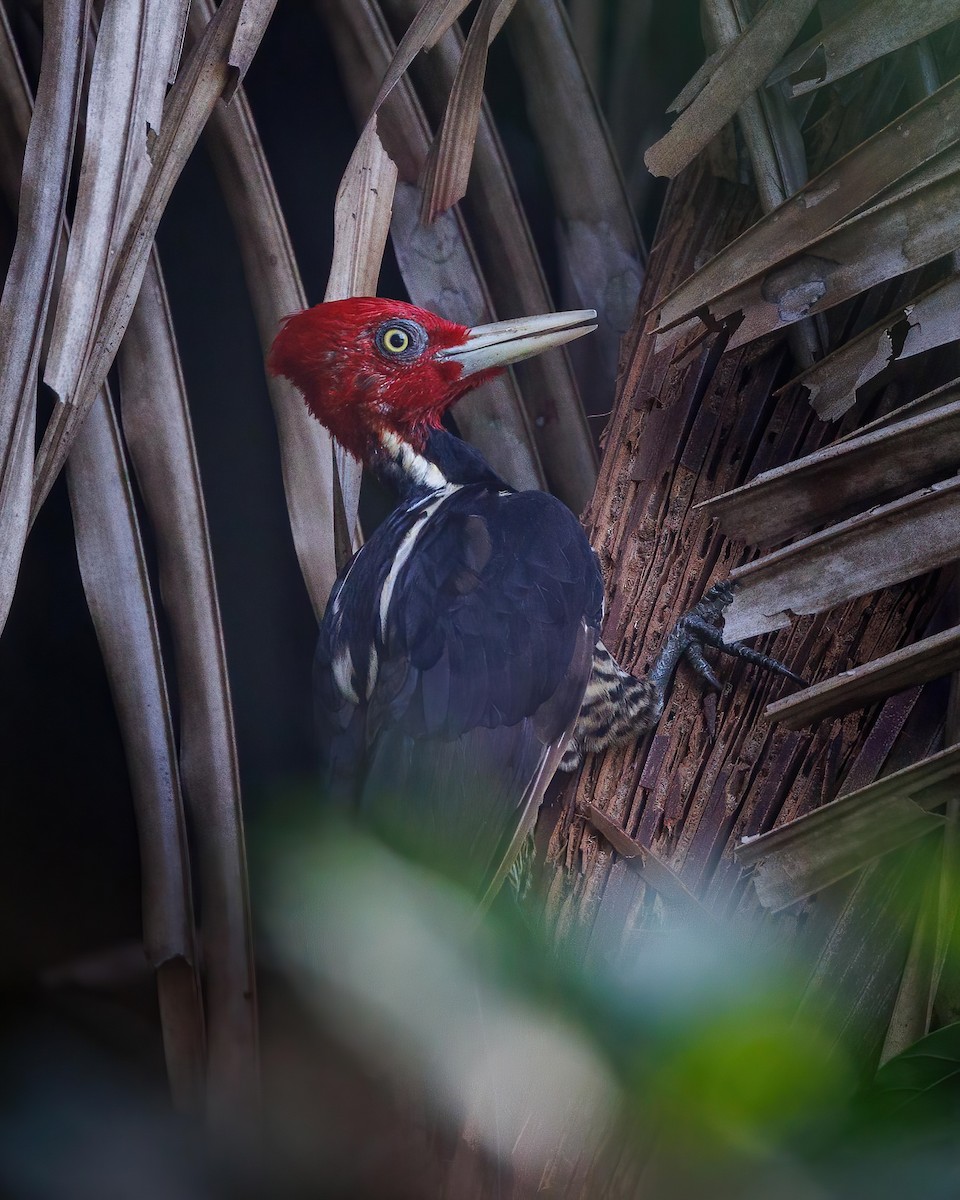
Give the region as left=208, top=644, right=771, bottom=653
left=269, top=298, right=801, bottom=902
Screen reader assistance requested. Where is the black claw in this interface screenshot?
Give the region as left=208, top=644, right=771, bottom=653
left=703, top=579, right=736, bottom=605
left=679, top=612, right=729, bottom=650
left=684, top=642, right=722, bottom=692
left=685, top=580, right=806, bottom=688
left=647, top=578, right=807, bottom=715
left=691, top=581, right=734, bottom=623
left=714, top=638, right=807, bottom=687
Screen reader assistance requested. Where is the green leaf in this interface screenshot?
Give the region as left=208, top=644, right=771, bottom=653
left=872, top=1022, right=960, bottom=1112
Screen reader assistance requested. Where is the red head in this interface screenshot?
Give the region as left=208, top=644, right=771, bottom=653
left=269, top=298, right=486, bottom=461
left=268, top=297, right=598, bottom=463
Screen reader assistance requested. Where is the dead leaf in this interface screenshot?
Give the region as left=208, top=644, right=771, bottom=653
left=644, top=0, right=816, bottom=179
left=769, top=0, right=960, bottom=98
left=420, top=0, right=518, bottom=221
left=650, top=75, right=960, bottom=338
left=0, top=0, right=88, bottom=636
left=192, top=0, right=374, bottom=608
left=701, top=385, right=960, bottom=545
left=507, top=0, right=644, bottom=419
left=724, top=478, right=960, bottom=641
left=44, top=0, right=190, bottom=412
left=738, top=745, right=960, bottom=910
left=794, top=274, right=960, bottom=419
left=119, top=250, right=257, bottom=1131
left=31, top=0, right=278, bottom=518
left=766, top=625, right=960, bottom=730
left=67, top=385, right=205, bottom=1112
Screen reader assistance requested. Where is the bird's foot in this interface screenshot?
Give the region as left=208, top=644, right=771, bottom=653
left=649, top=581, right=806, bottom=707
left=561, top=583, right=806, bottom=772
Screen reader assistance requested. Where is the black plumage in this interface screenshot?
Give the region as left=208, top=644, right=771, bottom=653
left=315, top=429, right=602, bottom=898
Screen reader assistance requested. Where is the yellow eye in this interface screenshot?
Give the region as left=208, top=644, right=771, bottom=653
left=375, top=319, right=427, bottom=360
left=382, top=326, right=411, bottom=355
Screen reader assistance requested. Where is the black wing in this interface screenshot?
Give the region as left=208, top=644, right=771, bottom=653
left=315, top=486, right=603, bottom=896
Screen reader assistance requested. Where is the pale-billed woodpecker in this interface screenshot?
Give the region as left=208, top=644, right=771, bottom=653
left=268, top=298, right=801, bottom=902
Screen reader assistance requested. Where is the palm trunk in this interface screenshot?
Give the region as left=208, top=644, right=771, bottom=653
left=510, top=154, right=949, bottom=1197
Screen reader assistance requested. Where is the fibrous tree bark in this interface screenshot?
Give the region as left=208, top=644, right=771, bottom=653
left=528, top=154, right=950, bottom=1194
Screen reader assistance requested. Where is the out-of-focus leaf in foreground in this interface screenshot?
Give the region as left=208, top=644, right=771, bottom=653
left=262, top=820, right=617, bottom=1178
left=259, top=812, right=857, bottom=1184
left=870, top=1022, right=960, bottom=1115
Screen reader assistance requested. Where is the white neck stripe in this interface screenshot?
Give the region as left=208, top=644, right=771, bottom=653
left=379, top=430, right=447, bottom=492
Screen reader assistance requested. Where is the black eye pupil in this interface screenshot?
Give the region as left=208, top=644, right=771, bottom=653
left=386, top=329, right=408, bottom=351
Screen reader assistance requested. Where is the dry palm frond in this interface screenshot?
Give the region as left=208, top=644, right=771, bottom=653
left=419, top=0, right=517, bottom=222
left=580, top=804, right=712, bottom=921
left=833, top=376, right=960, bottom=440
left=68, top=386, right=206, bottom=1114
left=193, top=0, right=393, bottom=604
left=43, top=1, right=189, bottom=414
left=766, top=626, right=960, bottom=729
left=370, top=0, right=473, bottom=112
left=700, top=0, right=810, bottom=209
left=699, top=390, right=960, bottom=545
left=769, top=0, right=960, bottom=98
left=508, top=0, right=643, bottom=394
left=644, top=0, right=816, bottom=180
left=737, top=744, right=960, bottom=909
left=324, top=121, right=398, bottom=307
left=196, top=27, right=343, bottom=610
left=716, top=166, right=960, bottom=351
left=323, top=121, right=399, bottom=548
left=725, top=479, right=960, bottom=641
left=700, top=0, right=823, bottom=364
left=118, top=253, right=256, bottom=1131
left=0, top=0, right=87, bottom=636
left=791, top=273, right=960, bottom=418
left=0, top=2, right=212, bottom=1117
left=31, top=0, right=278, bottom=519
left=649, top=75, right=960, bottom=340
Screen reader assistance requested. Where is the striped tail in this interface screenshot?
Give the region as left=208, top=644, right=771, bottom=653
left=560, top=641, right=661, bottom=771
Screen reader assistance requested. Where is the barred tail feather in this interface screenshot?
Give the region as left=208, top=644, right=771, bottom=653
left=560, top=642, right=661, bottom=770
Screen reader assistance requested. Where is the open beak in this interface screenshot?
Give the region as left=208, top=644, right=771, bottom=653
left=435, top=309, right=598, bottom=377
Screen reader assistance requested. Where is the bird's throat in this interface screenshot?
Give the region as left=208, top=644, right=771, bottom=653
left=375, top=429, right=450, bottom=496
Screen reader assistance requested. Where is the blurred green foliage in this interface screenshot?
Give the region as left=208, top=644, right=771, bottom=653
left=251, top=805, right=960, bottom=1197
